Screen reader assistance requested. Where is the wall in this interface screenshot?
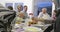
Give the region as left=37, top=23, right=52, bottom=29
left=34, top=0, right=52, bottom=4
left=33, top=0, right=55, bottom=16
left=0, top=0, right=55, bottom=17
left=0, top=0, right=33, bottom=15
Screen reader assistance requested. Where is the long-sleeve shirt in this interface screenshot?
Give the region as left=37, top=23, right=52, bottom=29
left=21, top=11, right=29, bottom=18
left=38, top=12, right=50, bottom=19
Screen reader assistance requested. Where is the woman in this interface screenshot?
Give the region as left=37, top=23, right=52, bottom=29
left=44, top=10, right=57, bottom=32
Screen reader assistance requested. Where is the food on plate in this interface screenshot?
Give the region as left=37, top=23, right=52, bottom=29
left=28, top=17, right=38, bottom=26
left=16, top=17, right=23, bottom=21
left=25, top=27, right=41, bottom=32
left=16, top=21, right=21, bottom=24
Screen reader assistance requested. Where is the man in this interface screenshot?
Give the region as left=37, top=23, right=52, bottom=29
left=38, top=8, right=50, bottom=19
left=22, top=5, right=28, bottom=18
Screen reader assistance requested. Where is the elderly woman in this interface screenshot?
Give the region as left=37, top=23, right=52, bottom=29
left=38, top=8, right=50, bottom=20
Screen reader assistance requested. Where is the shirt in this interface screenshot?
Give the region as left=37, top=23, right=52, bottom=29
left=21, top=11, right=29, bottom=18
left=38, top=12, right=50, bottom=19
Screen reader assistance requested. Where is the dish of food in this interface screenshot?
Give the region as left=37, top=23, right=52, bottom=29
left=24, top=27, right=43, bottom=32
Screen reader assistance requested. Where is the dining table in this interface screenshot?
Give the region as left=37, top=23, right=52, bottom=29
left=11, top=17, right=54, bottom=32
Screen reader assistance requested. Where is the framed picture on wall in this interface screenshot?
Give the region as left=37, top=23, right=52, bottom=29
left=5, top=3, right=13, bottom=10
left=14, top=3, right=23, bottom=12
